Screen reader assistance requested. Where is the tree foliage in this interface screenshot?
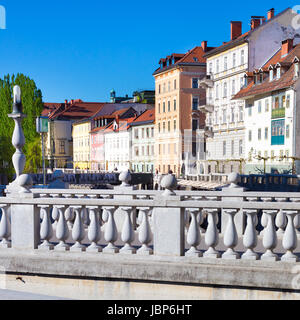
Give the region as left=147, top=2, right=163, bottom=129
left=0, top=74, right=44, bottom=178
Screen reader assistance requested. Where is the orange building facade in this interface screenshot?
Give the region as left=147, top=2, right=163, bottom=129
left=153, top=43, right=212, bottom=176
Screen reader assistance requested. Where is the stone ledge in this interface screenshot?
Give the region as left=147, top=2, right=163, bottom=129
left=0, top=249, right=298, bottom=292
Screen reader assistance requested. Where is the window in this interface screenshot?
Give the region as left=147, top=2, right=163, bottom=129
left=248, top=130, right=252, bottom=141
left=222, top=109, right=227, bottom=124
left=192, top=119, right=198, bottom=131
left=223, top=141, right=226, bottom=156
left=276, top=67, right=281, bottom=79
left=269, top=69, right=274, bottom=81
left=168, top=82, right=170, bottom=92
left=142, top=128, right=145, bottom=138
left=295, top=63, right=299, bottom=78
left=232, top=79, right=235, bottom=95
left=239, top=106, right=243, bottom=121
left=258, top=101, right=262, bottom=113
left=286, top=124, right=290, bottom=138
left=248, top=105, right=252, bottom=116
left=168, top=101, right=170, bottom=112
left=224, top=56, right=228, bottom=71
left=233, top=53, right=236, bottom=67
left=163, top=102, right=166, bottom=113
left=168, top=121, right=171, bottom=132
left=192, top=97, right=198, bottom=110
left=59, top=141, right=65, bottom=154
left=151, top=127, right=154, bottom=137
left=158, top=84, right=161, bottom=94
left=216, top=84, right=219, bottom=99
left=163, top=122, right=165, bottom=133
left=265, top=99, right=269, bottom=112
left=231, top=107, right=235, bottom=122
left=258, top=128, right=262, bottom=140
left=265, top=127, right=268, bottom=140
left=135, top=129, right=139, bottom=139
left=192, top=78, right=198, bottom=89
left=241, top=50, right=245, bottom=65
left=240, top=77, right=244, bottom=89
left=158, top=103, right=160, bottom=113
left=231, top=140, right=234, bottom=156
left=174, top=119, right=177, bottom=131
left=286, top=94, right=290, bottom=108
left=271, top=119, right=285, bottom=145
left=174, top=79, right=177, bottom=90
left=174, top=99, right=177, bottom=111
left=215, top=111, right=219, bottom=124
left=158, top=123, right=161, bottom=133
left=209, top=62, right=213, bottom=74
left=223, top=82, right=227, bottom=98
left=216, top=60, right=219, bottom=73
left=239, top=140, right=243, bottom=155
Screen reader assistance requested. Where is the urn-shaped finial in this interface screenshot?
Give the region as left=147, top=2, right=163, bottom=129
left=119, top=170, right=131, bottom=187
left=160, top=174, right=177, bottom=196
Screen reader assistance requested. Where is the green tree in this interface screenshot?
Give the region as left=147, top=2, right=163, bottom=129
left=0, top=74, right=44, bottom=178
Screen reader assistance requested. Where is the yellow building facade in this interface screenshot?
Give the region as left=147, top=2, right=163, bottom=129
left=72, top=120, right=92, bottom=170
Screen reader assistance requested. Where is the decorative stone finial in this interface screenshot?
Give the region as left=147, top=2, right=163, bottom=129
left=227, top=172, right=240, bottom=188
left=119, top=170, right=131, bottom=187
left=160, top=174, right=177, bottom=196
left=18, top=174, right=33, bottom=193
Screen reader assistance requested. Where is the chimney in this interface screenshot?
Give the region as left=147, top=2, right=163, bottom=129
left=251, top=18, right=261, bottom=30
left=230, top=21, right=242, bottom=40
left=71, top=99, right=74, bottom=105
left=201, top=40, right=208, bottom=52
left=267, top=8, right=275, bottom=20
left=281, top=39, right=293, bottom=57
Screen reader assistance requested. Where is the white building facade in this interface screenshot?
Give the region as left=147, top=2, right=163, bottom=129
left=199, top=8, right=300, bottom=174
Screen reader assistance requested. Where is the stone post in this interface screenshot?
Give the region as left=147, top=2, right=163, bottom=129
left=153, top=174, right=185, bottom=256
left=221, top=172, right=245, bottom=236
left=6, top=86, right=40, bottom=250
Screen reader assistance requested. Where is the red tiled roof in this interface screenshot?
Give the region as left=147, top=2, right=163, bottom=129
left=233, top=44, right=300, bottom=100
left=104, top=117, right=136, bottom=133
left=131, top=109, right=155, bottom=124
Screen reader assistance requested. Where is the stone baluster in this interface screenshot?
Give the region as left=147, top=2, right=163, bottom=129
left=222, top=209, right=239, bottom=259
left=120, top=207, right=136, bottom=254
left=289, top=198, right=300, bottom=236
left=203, top=209, right=220, bottom=258
left=246, top=198, right=259, bottom=235
left=38, top=205, right=53, bottom=250
left=55, top=206, right=69, bottom=251
left=137, top=207, right=153, bottom=255
left=0, top=205, right=11, bottom=248
left=103, top=207, right=119, bottom=253
left=77, top=195, right=89, bottom=227
left=242, top=210, right=258, bottom=260
left=87, top=206, right=102, bottom=252
left=51, top=194, right=62, bottom=229
left=70, top=206, right=86, bottom=252
left=275, top=198, right=287, bottom=236
left=260, top=197, right=273, bottom=235
left=64, top=194, right=74, bottom=230
left=261, top=210, right=278, bottom=261
left=185, top=208, right=202, bottom=257
left=281, top=211, right=298, bottom=262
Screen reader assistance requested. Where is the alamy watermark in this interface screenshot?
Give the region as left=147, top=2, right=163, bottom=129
left=292, top=5, right=300, bottom=30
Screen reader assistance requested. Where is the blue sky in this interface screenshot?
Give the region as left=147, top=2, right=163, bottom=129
left=0, top=0, right=295, bottom=102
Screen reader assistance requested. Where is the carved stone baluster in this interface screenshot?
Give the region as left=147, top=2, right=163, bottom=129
left=87, top=206, right=102, bottom=252
left=222, top=209, right=239, bottom=259
left=70, top=206, right=86, bottom=252
left=137, top=207, right=153, bottom=255
left=281, top=210, right=298, bottom=262
left=38, top=205, right=53, bottom=250
left=261, top=210, right=278, bottom=261
left=246, top=198, right=259, bottom=235
left=275, top=198, right=287, bottom=236
left=120, top=207, right=136, bottom=254
left=55, top=206, right=69, bottom=251
left=77, top=195, right=89, bottom=227
left=64, top=194, right=74, bottom=230
left=289, top=198, right=300, bottom=236
left=203, top=209, right=220, bottom=258
left=51, top=194, right=61, bottom=229
left=103, top=207, right=119, bottom=253
left=185, top=208, right=202, bottom=257
left=260, top=197, right=273, bottom=235
left=242, top=210, right=258, bottom=260
left=0, top=205, right=11, bottom=248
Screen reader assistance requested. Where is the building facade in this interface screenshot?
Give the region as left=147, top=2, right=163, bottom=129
left=130, top=109, right=155, bottom=173
left=153, top=44, right=210, bottom=177
left=234, top=39, right=300, bottom=174
left=199, top=7, right=300, bottom=174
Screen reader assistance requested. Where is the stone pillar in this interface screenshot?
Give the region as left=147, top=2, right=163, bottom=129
left=113, top=170, right=137, bottom=231
left=221, top=172, right=246, bottom=236
left=153, top=174, right=185, bottom=256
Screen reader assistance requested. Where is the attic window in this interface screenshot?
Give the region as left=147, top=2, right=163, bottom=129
left=269, top=69, right=274, bottom=81
left=193, top=57, right=198, bottom=62
left=276, top=67, right=281, bottom=79
left=259, top=73, right=263, bottom=83
left=295, top=62, right=299, bottom=78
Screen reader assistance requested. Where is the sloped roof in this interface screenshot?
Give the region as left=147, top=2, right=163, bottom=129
left=130, top=109, right=155, bottom=126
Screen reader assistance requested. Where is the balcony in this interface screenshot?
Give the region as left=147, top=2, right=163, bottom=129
left=272, top=107, right=285, bottom=119
left=198, top=74, right=214, bottom=88
left=198, top=98, right=214, bottom=113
